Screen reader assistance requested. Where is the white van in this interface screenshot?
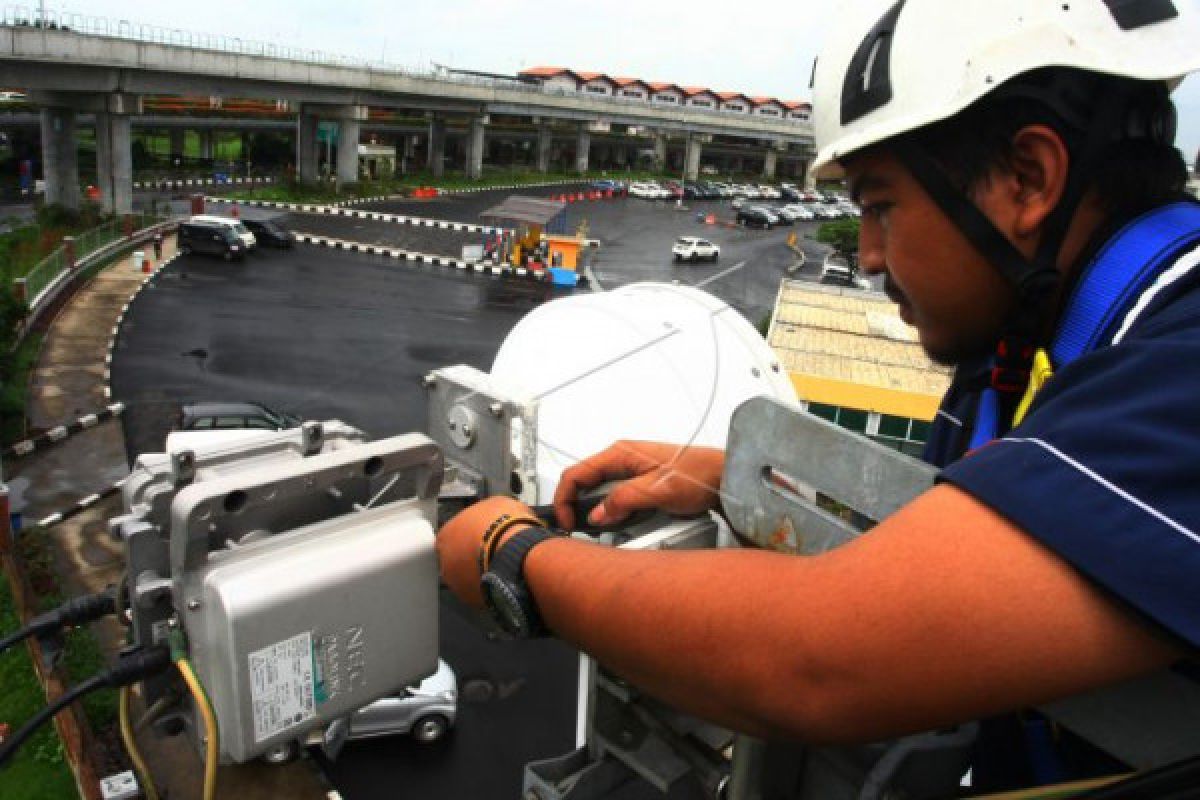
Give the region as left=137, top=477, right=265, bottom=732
left=190, top=215, right=257, bottom=250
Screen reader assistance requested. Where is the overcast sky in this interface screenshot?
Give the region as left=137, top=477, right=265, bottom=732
left=41, top=0, right=1200, bottom=165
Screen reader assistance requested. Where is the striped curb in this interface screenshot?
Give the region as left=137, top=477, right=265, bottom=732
left=36, top=482, right=125, bottom=529
left=204, top=197, right=509, bottom=235
left=3, top=403, right=126, bottom=460
left=134, top=176, right=277, bottom=191
left=292, top=233, right=551, bottom=282
left=104, top=252, right=184, bottom=401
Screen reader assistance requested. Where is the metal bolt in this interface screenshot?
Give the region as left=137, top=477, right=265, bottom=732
left=448, top=420, right=458, bottom=431
left=489, top=403, right=504, bottom=418
left=187, top=599, right=201, bottom=611
left=462, top=425, right=472, bottom=438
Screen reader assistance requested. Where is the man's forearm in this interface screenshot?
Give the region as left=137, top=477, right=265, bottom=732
left=524, top=537, right=825, bottom=740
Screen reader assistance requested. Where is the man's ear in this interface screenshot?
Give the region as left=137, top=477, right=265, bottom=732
left=1008, top=125, right=1070, bottom=238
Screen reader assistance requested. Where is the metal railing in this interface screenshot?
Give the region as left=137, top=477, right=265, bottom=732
left=17, top=212, right=171, bottom=309
left=20, top=243, right=64, bottom=303
left=0, top=6, right=812, bottom=133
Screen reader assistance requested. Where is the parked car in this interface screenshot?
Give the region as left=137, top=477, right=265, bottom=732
left=672, top=236, right=721, bottom=263
left=190, top=214, right=257, bottom=250
left=758, top=185, right=782, bottom=200
left=784, top=204, right=816, bottom=221
left=178, top=221, right=245, bottom=261
left=166, top=401, right=303, bottom=454
left=176, top=401, right=302, bottom=433
left=589, top=179, right=621, bottom=192
left=820, top=254, right=871, bottom=290
left=262, top=659, right=459, bottom=765
left=751, top=206, right=784, bottom=226
left=736, top=207, right=774, bottom=229
left=241, top=218, right=295, bottom=248
left=774, top=206, right=801, bottom=224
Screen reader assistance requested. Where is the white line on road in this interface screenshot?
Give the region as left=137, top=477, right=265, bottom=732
left=694, top=260, right=748, bottom=289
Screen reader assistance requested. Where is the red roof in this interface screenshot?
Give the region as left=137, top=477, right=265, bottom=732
left=517, top=67, right=809, bottom=112
left=520, top=66, right=569, bottom=78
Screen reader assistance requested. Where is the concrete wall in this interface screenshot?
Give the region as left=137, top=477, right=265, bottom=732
left=545, top=75, right=579, bottom=93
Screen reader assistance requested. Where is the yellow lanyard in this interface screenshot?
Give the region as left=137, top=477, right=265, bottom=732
left=1012, top=348, right=1055, bottom=429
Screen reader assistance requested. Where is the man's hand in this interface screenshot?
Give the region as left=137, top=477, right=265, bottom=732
left=437, top=495, right=539, bottom=609
left=553, top=441, right=725, bottom=530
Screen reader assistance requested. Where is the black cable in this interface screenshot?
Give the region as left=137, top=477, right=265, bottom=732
left=0, top=646, right=171, bottom=768
left=0, top=587, right=116, bottom=657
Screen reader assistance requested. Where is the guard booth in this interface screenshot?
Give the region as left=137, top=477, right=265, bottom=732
left=480, top=196, right=580, bottom=270
left=358, top=143, right=397, bottom=180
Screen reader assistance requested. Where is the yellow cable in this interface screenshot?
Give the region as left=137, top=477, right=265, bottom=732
left=118, top=686, right=160, bottom=800
left=175, top=657, right=218, bottom=800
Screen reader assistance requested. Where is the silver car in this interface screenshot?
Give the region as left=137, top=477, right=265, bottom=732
left=262, top=659, right=458, bottom=764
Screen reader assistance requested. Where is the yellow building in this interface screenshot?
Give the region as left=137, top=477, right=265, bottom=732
left=767, top=281, right=953, bottom=456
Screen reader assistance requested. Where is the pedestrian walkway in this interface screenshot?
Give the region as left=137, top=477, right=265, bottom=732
left=7, top=234, right=329, bottom=800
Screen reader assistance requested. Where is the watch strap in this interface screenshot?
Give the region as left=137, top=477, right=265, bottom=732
left=485, top=526, right=558, bottom=637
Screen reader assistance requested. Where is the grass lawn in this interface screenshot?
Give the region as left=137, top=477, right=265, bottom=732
left=0, top=579, right=78, bottom=800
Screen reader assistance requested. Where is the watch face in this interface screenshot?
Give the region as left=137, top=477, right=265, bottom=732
left=481, top=573, right=527, bottom=635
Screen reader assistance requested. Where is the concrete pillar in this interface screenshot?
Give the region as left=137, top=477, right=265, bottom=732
left=200, top=130, right=214, bottom=160
left=536, top=124, right=553, bottom=174
left=763, top=148, right=778, bottom=180
left=297, top=113, right=319, bottom=183
left=95, top=112, right=133, bottom=214
left=575, top=126, right=591, bottom=175
left=684, top=136, right=703, bottom=182
left=428, top=117, right=446, bottom=178
left=170, top=128, right=186, bottom=160
left=40, top=107, right=79, bottom=210
left=653, top=134, right=668, bottom=171
left=337, top=117, right=361, bottom=185
left=466, top=116, right=486, bottom=180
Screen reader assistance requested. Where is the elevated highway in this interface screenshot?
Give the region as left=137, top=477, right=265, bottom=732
left=0, top=18, right=814, bottom=212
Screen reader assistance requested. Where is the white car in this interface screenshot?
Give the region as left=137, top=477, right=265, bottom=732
left=628, top=182, right=657, bottom=199
left=263, top=659, right=459, bottom=764
left=672, top=236, right=721, bottom=263
left=190, top=214, right=257, bottom=250
left=758, top=185, right=782, bottom=200
left=785, top=204, right=816, bottom=221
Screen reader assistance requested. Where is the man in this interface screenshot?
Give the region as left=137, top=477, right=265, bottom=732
left=439, top=0, right=1200, bottom=788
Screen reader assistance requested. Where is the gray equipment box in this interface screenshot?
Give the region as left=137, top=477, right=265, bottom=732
left=182, top=499, right=438, bottom=763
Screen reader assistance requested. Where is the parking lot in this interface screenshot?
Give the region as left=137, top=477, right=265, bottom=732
left=109, top=184, right=840, bottom=800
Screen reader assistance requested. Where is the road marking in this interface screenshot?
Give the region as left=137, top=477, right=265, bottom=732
left=694, top=260, right=748, bottom=289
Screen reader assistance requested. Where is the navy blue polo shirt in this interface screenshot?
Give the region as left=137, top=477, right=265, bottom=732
left=928, top=243, right=1200, bottom=648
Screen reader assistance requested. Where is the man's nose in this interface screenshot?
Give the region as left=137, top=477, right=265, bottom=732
left=858, top=231, right=886, bottom=275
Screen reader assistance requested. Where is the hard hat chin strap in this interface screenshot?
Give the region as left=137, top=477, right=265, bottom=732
left=890, top=79, right=1138, bottom=429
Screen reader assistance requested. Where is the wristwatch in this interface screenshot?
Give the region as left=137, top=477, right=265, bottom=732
left=480, top=526, right=558, bottom=638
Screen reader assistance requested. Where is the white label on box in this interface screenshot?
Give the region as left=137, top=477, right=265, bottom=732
left=248, top=632, right=316, bottom=743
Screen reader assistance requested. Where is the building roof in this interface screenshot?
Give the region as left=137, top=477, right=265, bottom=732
left=517, top=67, right=807, bottom=110
left=479, top=195, right=568, bottom=227
left=767, top=281, right=953, bottom=421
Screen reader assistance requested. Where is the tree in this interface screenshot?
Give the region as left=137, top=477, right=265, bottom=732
left=815, top=218, right=861, bottom=262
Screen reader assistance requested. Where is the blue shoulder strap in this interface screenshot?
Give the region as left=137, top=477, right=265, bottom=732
left=1052, top=201, right=1200, bottom=368
left=968, top=201, right=1200, bottom=452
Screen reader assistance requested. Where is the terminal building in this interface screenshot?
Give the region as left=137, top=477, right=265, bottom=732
left=518, top=67, right=812, bottom=121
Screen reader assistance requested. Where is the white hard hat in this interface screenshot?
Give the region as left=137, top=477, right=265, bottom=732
left=812, top=0, right=1200, bottom=176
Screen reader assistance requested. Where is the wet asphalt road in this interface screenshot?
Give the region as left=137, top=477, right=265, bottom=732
left=281, top=211, right=486, bottom=258
left=109, top=187, right=835, bottom=800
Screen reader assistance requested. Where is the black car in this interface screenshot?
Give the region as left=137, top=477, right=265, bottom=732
left=178, top=222, right=244, bottom=260
left=176, top=401, right=302, bottom=432
left=736, top=208, right=774, bottom=229
left=242, top=218, right=295, bottom=248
